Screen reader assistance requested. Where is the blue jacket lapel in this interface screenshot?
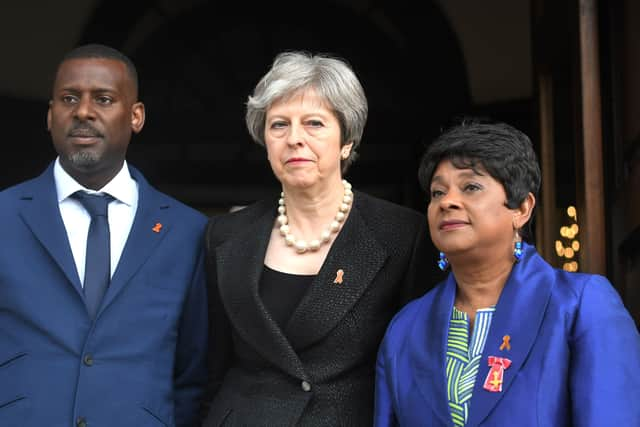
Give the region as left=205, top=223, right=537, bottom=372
left=18, top=164, right=83, bottom=295
left=98, top=168, right=170, bottom=316
left=467, top=243, right=554, bottom=426
left=410, top=274, right=456, bottom=426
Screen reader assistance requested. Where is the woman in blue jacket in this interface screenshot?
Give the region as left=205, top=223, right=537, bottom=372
left=374, top=120, right=640, bottom=426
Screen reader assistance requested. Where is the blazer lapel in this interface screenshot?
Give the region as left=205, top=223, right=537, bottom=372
left=215, top=206, right=308, bottom=381
left=410, top=275, right=456, bottom=426
left=18, top=165, right=83, bottom=294
left=284, top=201, right=388, bottom=349
left=467, top=243, right=554, bottom=426
left=98, top=171, right=170, bottom=316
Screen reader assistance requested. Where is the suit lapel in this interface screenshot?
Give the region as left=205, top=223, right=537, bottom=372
left=98, top=170, right=170, bottom=316
left=284, top=199, right=388, bottom=349
left=410, top=275, right=456, bottom=426
left=18, top=165, right=83, bottom=295
left=215, top=205, right=308, bottom=381
left=467, top=244, right=554, bottom=426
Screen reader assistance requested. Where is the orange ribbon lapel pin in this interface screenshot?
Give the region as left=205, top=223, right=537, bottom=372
left=333, top=269, right=344, bottom=284
left=500, top=335, right=511, bottom=351
left=152, top=223, right=163, bottom=233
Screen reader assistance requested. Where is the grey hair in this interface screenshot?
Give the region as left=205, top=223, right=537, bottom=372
left=246, top=51, right=368, bottom=174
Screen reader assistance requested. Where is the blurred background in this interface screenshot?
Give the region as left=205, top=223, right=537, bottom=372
left=0, top=0, right=638, bottom=323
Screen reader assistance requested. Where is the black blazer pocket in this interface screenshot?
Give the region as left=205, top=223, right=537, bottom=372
left=203, top=406, right=232, bottom=427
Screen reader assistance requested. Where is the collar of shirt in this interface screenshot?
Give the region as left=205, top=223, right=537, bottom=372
left=53, top=157, right=137, bottom=206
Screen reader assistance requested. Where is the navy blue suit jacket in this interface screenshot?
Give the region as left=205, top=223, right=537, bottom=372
left=0, top=164, right=208, bottom=427
left=375, top=243, right=640, bottom=426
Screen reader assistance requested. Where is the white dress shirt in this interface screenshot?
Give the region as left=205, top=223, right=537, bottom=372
left=54, top=158, right=138, bottom=286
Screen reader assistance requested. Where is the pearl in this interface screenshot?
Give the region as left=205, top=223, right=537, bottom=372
left=294, top=240, right=308, bottom=253
left=278, top=180, right=353, bottom=254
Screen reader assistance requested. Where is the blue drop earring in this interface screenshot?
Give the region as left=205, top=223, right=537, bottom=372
left=437, top=252, right=449, bottom=271
left=513, top=241, right=523, bottom=262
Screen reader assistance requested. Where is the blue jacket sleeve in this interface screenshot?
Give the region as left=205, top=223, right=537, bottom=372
left=570, top=275, right=640, bottom=426
left=374, top=327, right=399, bottom=427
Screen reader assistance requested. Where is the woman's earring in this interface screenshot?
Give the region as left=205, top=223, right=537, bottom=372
left=513, top=241, right=523, bottom=262
left=437, top=252, right=449, bottom=271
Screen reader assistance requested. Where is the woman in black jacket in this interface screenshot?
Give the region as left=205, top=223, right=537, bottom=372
left=201, top=51, right=433, bottom=426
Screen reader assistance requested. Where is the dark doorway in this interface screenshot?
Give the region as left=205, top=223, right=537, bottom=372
left=74, top=0, right=470, bottom=212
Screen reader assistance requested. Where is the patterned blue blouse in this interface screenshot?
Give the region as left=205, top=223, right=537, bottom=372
left=446, top=306, right=495, bottom=426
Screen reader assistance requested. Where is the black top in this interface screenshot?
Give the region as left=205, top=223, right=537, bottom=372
left=259, top=265, right=314, bottom=329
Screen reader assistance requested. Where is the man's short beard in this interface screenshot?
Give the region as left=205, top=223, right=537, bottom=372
left=67, top=151, right=100, bottom=169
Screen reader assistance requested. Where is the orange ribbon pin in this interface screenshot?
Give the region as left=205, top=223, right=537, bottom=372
left=333, top=269, right=344, bottom=284
left=499, top=335, right=511, bottom=351
left=152, top=223, right=163, bottom=233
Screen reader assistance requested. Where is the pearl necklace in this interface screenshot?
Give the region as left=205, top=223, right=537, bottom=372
left=277, top=180, right=353, bottom=254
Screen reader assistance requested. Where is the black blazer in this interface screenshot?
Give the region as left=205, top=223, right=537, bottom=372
left=202, top=191, right=433, bottom=426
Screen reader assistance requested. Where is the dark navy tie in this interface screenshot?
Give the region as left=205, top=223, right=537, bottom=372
left=72, top=191, right=114, bottom=319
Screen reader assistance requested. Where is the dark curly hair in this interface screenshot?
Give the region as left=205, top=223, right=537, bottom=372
left=418, top=119, right=541, bottom=238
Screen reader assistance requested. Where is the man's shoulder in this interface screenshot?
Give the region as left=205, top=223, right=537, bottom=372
left=131, top=166, right=206, bottom=225
left=143, top=186, right=207, bottom=225
left=0, top=173, right=48, bottom=203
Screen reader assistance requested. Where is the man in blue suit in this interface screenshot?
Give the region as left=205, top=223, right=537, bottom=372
left=0, top=44, right=208, bottom=426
